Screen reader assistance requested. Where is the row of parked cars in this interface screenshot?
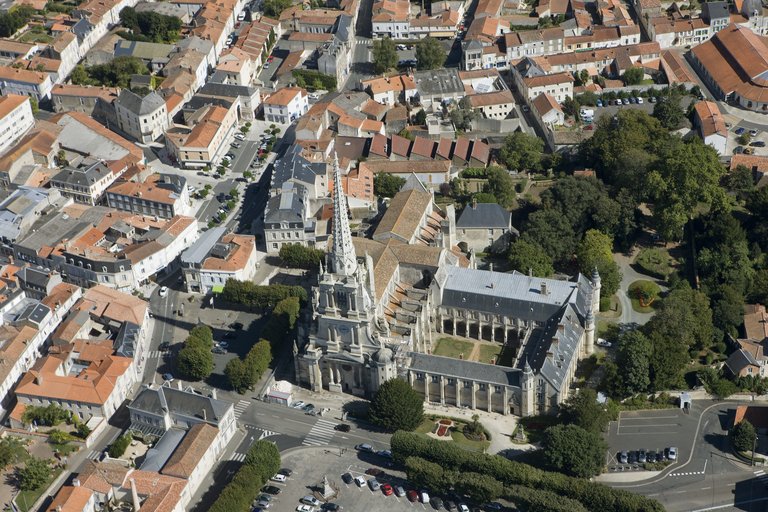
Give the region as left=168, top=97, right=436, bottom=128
left=341, top=472, right=476, bottom=511
left=596, top=97, right=648, bottom=107
left=618, top=447, right=677, bottom=464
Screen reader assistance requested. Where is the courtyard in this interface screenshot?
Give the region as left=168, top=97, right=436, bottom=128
left=431, top=337, right=513, bottom=366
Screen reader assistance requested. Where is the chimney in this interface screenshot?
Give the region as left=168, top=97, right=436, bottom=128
left=202, top=408, right=207, bottom=421
left=472, top=197, right=477, bottom=209
left=540, top=282, right=548, bottom=295
left=489, top=263, right=493, bottom=273
left=130, top=478, right=141, bottom=512
left=211, top=388, right=217, bottom=400
left=557, top=324, right=564, bottom=332
left=177, top=380, right=182, bottom=390
left=34, top=373, right=43, bottom=386
left=551, top=336, right=559, bottom=348
left=72, top=478, right=80, bottom=486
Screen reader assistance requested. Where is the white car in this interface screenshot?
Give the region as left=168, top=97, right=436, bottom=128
left=271, top=473, right=287, bottom=483
left=354, top=475, right=366, bottom=487
left=667, top=447, right=677, bottom=460
left=301, top=496, right=320, bottom=507
left=158, top=286, right=168, bottom=298
left=597, top=338, right=612, bottom=348
left=459, top=505, right=470, bottom=512
left=296, top=506, right=315, bottom=512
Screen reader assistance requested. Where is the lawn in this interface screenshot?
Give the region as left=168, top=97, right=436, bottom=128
left=19, top=31, right=53, bottom=44
left=415, top=417, right=490, bottom=453
left=628, top=280, right=660, bottom=313
left=634, top=246, right=676, bottom=280
left=433, top=337, right=474, bottom=359
left=15, top=467, right=62, bottom=512
left=477, top=343, right=501, bottom=364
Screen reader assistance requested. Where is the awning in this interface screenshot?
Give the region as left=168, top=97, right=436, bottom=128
left=212, top=285, right=225, bottom=294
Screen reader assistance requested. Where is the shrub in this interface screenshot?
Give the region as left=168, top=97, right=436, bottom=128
left=108, top=433, right=132, bottom=458
left=22, top=404, right=70, bottom=427
left=292, top=69, right=336, bottom=91
left=220, top=280, right=306, bottom=309
left=279, top=244, right=325, bottom=269
left=208, top=441, right=280, bottom=512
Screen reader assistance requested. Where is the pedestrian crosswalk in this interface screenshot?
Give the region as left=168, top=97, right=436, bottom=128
left=755, top=470, right=768, bottom=483
left=354, top=38, right=371, bottom=45
left=234, top=399, right=251, bottom=418
left=148, top=350, right=165, bottom=358
left=232, top=452, right=247, bottom=462
left=86, top=450, right=101, bottom=460
left=302, top=418, right=337, bottom=446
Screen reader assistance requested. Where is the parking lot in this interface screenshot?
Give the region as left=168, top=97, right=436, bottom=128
left=266, top=446, right=494, bottom=512
left=604, top=408, right=698, bottom=473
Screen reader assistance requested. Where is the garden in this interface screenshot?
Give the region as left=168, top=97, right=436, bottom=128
left=634, top=246, right=677, bottom=280
left=627, top=280, right=662, bottom=313
left=432, top=337, right=474, bottom=360
left=415, top=414, right=491, bottom=452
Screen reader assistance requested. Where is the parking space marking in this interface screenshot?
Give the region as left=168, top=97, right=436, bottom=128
left=617, top=430, right=678, bottom=435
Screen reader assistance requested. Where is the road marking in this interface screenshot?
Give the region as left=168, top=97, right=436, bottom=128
left=234, top=399, right=251, bottom=418
left=700, top=487, right=711, bottom=490
left=231, top=452, right=246, bottom=462
left=259, top=429, right=279, bottom=440
left=302, top=418, right=338, bottom=446
left=617, top=431, right=678, bottom=435
left=619, top=423, right=679, bottom=428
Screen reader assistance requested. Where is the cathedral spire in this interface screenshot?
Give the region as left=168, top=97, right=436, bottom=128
left=331, top=152, right=356, bottom=276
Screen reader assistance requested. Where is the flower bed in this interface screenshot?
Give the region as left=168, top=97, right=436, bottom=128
left=438, top=419, right=452, bottom=426
left=437, top=425, right=449, bottom=437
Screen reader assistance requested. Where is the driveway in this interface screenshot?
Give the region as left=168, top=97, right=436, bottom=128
left=613, top=247, right=667, bottom=326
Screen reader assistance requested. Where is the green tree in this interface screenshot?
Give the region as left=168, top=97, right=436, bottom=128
left=629, top=280, right=661, bottom=306
left=244, top=340, right=272, bottom=386
left=369, top=378, right=424, bottom=431
left=522, top=209, right=578, bottom=266
left=575, top=229, right=622, bottom=297
left=455, top=472, right=503, bottom=504
left=414, top=109, right=427, bottom=125
left=225, top=358, right=250, bottom=393
left=177, top=345, right=214, bottom=381
left=279, top=244, right=325, bottom=269
left=614, top=330, right=652, bottom=396
left=507, top=239, right=553, bottom=277
left=404, top=456, right=449, bottom=490
left=541, top=424, right=607, bottom=477
left=374, top=173, right=406, bottom=198
left=558, top=388, right=615, bottom=433
left=372, top=37, right=398, bottom=74
left=727, top=164, right=755, bottom=198
left=484, top=166, right=516, bottom=208
left=730, top=420, right=757, bottom=453
left=449, top=107, right=475, bottom=132
left=621, top=67, right=644, bottom=86
left=652, top=96, right=685, bottom=130
left=710, top=284, right=745, bottom=338
left=70, top=64, right=92, bottom=85
left=263, top=0, right=292, bottom=17
left=498, top=132, right=544, bottom=172
left=0, top=437, right=27, bottom=468
left=16, top=458, right=51, bottom=491
left=415, top=37, right=446, bottom=70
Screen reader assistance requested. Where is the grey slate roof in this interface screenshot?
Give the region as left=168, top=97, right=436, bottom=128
left=181, top=225, right=227, bottom=265
left=139, top=428, right=185, bottom=472
left=129, top=385, right=233, bottom=426
left=414, top=68, right=464, bottom=97
left=114, top=321, right=142, bottom=358
left=271, top=144, right=326, bottom=188
left=52, top=161, right=111, bottom=187
left=438, top=267, right=591, bottom=324
left=336, top=14, right=352, bottom=42
left=199, top=81, right=258, bottom=98
left=17, top=267, right=50, bottom=288
left=702, top=1, right=729, bottom=21
left=16, top=302, right=51, bottom=327
left=725, top=348, right=759, bottom=375
left=456, top=203, right=516, bottom=231
left=116, top=89, right=165, bottom=116
left=265, top=182, right=307, bottom=225
left=516, top=57, right=547, bottom=78
left=408, top=352, right=521, bottom=387
left=114, top=40, right=175, bottom=61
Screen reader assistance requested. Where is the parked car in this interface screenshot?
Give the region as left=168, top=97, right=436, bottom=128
left=430, top=497, right=444, bottom=510
left=750, top=129, right=759, bottom=137
left=354, top=475, right=366, bottom=487
left=647, top=450, right=656, bottom=463
left=322, top=504, right=341, bottom=511
left=225, top=152, right=236, bottom=160
left=628, top=451, right=637, bottom=464
left=667, top=447, right=677, bottom=460
left=381, top=483, right=393, bottom=495
left=231, top=141, right=242, bottom=148
left=445, top=500, right=457, bottom=511
left=638, top=449, right=647, bottom=463
left=356, top=443, right=374, bottom=452
left=394, top=486, right=406, bottom=497
left=420, top=491, right=430, bottom=503
left=261, top=485, right=282, bottom=495
left=291, top=401, right=305, bottom=409
left=597, top=338, right=612, bottom=347
left=334, top=424, right=350, bottom=432
left=655, top=451, right=665, bottom=462
left=376, top=450, right=393, bottom=459
left=407, top=490, right=419, bottom=502
left=618, top=451, right=628, bottom=464
left=158, top=286, right=168, bottom=297
left=234, top=133, right=246, bottom=140
left=278, top=468, right=293, bottom=477
left=302, top=496, right=320, bottom=507
left=751, top=141, right=766, bottom=147
left=341, top=473, right=353, bottom=484
left=271, top=474, right=287, bottom=483
left=596, top=100, right=603, bottom=107
left=735, top=127, right=746, bottom=135
left=296, top=506, right=315, bottom=512
left=636, top=97, right=644, bottom=104
left=212, top=346, right=226, bottom=354
left=458, top=504, right=470, bottom=512
left=622, top=98, right=630, bottom=105
left=159, top=341, right=171, bottom=350
left=162, top=373, right=174, bottom=382
left=649, top=95, right=656, bottom=103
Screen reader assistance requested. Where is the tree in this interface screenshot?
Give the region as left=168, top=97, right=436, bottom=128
left=263, top=0, right=292, bottom=17
left=558, top=388, right=615, bottom=433
left=507, top=239, right=553, bottom=277
left=177, top=345, right=214, bottom=381
left=522, top=209, right=579, bottom=266
left=727, top=165, right=755, bottom=198
left=541, top=424, right=607, bottom=477
left=454, top=472, right=503, bottom=504
left=369, top=378, right=424, bottom=431
left=16, top=458, right=51, bottom=491
left=575, top=229, right=622, bottom=297
left=614, top=330, right=652, bottom=396
left=415, top=37, right=446, bottom=70
left=484, top=166, right=516, bottom=208
left=710, top=284, right=745, bottom=338
left=629, top=280, right=661, bottom=306
left=244, top=340, right=272, bottom=386
left=498, top=132, right=544, bottom=172
left=372, top=37, right=398, bottom=74
left=374, top=173, right=406, bottom=198
left=0, top=437, right=26, bottom=468
left=279, top=243, right=325, bottom=269
left=621, top=67, right=644, bottom=86
left=225, top=358, right=250, bottom=393
left=652, top=96, right=685, bottom=130
left=414, top=109, right=427, bottom=125
left=450, top=107, right=475, bottom=132
left=730, top=420, right=757, bottom=453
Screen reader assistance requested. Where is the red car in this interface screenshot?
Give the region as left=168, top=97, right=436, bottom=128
left=381, top=484, right=393, bottom=496
left=267, top=56, right=274, bottom=62
left=407, top=490, right=419, bottom=502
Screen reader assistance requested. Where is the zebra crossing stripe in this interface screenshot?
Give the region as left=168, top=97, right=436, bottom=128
left=302, top=419, right=338, bottom=447
left=233, top=400, right=250, bottom=417
left=87, top=450, right=100, bottom=460
left=259, top=430, right=278, bottom=440
left=756, top=470, right=766, bottom=476
left=231, top=452, right=246, bottom=462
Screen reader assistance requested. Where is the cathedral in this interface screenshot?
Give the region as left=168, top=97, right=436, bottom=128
left=295, top=157, right=600, bottom=416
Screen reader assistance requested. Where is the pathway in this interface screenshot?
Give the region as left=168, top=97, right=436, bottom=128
left=612, top=247, right=668, bottom=326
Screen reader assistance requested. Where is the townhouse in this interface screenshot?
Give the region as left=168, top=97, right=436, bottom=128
left=0, top=66, right=53, bottom=101
left=180, top=229, right=258, bottom=292
left=106, top=174, right=193, bottom=219
left=264, top=86, right=309, bottom=124
left=50, top=160, right=124, bottom=206
left=692, top=100, right=727, bottom=156
left=165, top=103, right=239, bottom=168
left=0, top=94, right=34, bottom=157
left=114, top=90, right=170, bottom=144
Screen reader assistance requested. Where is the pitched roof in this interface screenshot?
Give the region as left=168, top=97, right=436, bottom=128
left=117, top=89, right=166, bottom=115
left=373, top=187, right=433, bottom=242
left=456, top=202, right=515, bottom=230
left=532, top=92, right=562, bottom=115
left=694, top=100, right=726, bottom=138
left=161, top=423, right=219, bottom=478
left=265, top=86, right=306, bottom=106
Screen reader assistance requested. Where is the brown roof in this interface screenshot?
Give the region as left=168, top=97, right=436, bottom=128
left=467, top=89, right=514, bottom=108
left=0, top=94, right=29, bottom=119
left=360, top=98, right=389, bottom=120
left=532, top=92, right=562, bottom=115
left=411, top=136, right=435, bottom=158
left=361, top=159, right=451, bottom=177
left=453, top=137, right=470, bottom=161
left=436, top=138, right=453, bottom=160
left=733, top=405, right=768, bottom=429
left=162, top=423, right=219, bottom=478
left=369, top=133, right=388, bottom=157
left=694, top=100, right=726, bottom=138
left=475, top=0, right=503, bottom=16
left=0, top=66, right=48, bottom=84
left=524, top=71, right=575, bottom=88
left=107, top=174, right=181, bottom=206
left=201, top=234, right=255, bottom=272
left=660, top=49, right=696, bottom=84
left=470, top=140, right=490, bottom=164
left=265, top=86, right=306, bottom=106
left=691, top=24, right=768, bottom=105
left=52, top=84, right=119, bottom=101
left=82, top=285, right=147, bottom=325
left=744, top=304, right=768, bottom=341
left=730, top=154, right=768, bottom=173
left=390, top=133, right=411, bottom=156
left=0, top=128, right=57, bottom=170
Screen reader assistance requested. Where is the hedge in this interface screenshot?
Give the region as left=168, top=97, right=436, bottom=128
left=292, top=69, right=337, bottom=91
left=220, top=279, right=307, bottom=309
left=208, top=440, right=280, bottom=512
left=108, top=433, right=132, bottom=458
left=390, top=432, right=664, bottom=512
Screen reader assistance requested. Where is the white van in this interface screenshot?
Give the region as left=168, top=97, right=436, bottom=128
left=420, top=491, right=430, bottom=503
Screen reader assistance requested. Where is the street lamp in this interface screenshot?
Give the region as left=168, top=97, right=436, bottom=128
left=753, top=435, right=759, bottom=467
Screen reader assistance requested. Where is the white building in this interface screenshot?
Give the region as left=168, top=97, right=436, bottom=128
left=0, top=94, right=34, bottom=156
left=264, top=87, right=309, bottom=124
left=0, top=67, right=54, bottom=101
left=180, top=229, right=259, bottom=293
left=115, top=90, right=170, bottom=143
